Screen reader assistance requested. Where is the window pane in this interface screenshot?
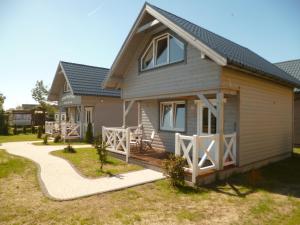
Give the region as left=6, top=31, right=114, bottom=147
left=161, top=104, right=172, bottom=129
left=211, top=113, right=217, bottom=134
left=175, top=104, right=185, bottom=130
left=202, top=107, right=208, bottom=133
left=142, top=43, right=154, bottom=70
left=169, top=36, right=184, bottom=63
left=156, top=37, right=168, bottom=65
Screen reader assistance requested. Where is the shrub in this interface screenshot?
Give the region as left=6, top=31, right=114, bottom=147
left=13, top=124, right=17, bottom=135
left=64, top=142, right=76, bottom=153
left=163, top=154, right=186, bottom=187
left=23, top=126, right=27, bottom=134
left=85, top=122, right=94, bottom=144
left=43, top=134, right=49, bottom=145
left=37, top=126, right=43, bottom=139
left=53, top=134, right=61, bottom=143
left=0, top=111, right=9, bottom=135
left=95, top=138, right=108, bottom=170
left=31, top=126, right=36, bottom=134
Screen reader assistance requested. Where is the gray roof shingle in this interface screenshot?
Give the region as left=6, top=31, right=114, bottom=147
left=275, top=59, right=300, bottom=92
left=147, top=3, right=300, bottom=87
left=60, top=61, right=120, bottom=97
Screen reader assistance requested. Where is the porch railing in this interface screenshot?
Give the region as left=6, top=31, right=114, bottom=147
left=102, top=126, right=141, bottom=162
left=45, top=121, right=60, bottom=135
left=61, top=122, right=81, bottom=140
left=175, top=132, right=236, bottom=183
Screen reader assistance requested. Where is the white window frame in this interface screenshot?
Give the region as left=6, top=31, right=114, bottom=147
left=64, top=81, right=70, bottom=93
left=140, top=33, right=184, bottom=71
left=160, top=101, right=186, bottom=132
left=85, top=107, right=93, bottom=124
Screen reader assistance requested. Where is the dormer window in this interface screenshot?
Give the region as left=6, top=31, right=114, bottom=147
left=140, top=33, right=185, bottom=71
left=64, top=81, right=70, bottom=93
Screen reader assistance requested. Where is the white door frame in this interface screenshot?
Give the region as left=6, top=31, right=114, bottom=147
left=195, top=99, right=217, bottom=135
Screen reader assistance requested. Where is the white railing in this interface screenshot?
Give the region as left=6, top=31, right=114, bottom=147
left=45, top=121, right=60, bottom=135
left=102, top=125, right=142, bottom=162
left=223, top=132, right=237, bottom=166
left=175, top=133, right=219, bottom=184
left=61, top=122, right=81, bottom=140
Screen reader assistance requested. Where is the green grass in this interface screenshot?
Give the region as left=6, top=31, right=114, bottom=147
left=0, top=133, right=40, bottom=143
left=0, top=149, right=29, bottom=178
left=51, top=147, right=142, bottom=177
left=33, top=141, right=87, bottom=146
left=294, top=148, right=300, bottom=154
left=0, top=149, right=300, bottom=224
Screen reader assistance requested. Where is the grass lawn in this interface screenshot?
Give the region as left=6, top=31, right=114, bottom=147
left=51, top=147, right=142, bottom=178
left=0, top=133, right=40, bottom=144
left=33, top=141, right=88, bottom=146
left=0, top=149, right=300, bottom=224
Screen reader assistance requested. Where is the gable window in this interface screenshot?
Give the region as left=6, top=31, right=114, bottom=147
left=141, top=33, right=185, bottom=71
left=160, top=101, right=186, bottom=132
left=64, top=81, right=70, bottom=93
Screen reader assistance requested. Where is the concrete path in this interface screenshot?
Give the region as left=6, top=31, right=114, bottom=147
left=1, top=142, right=165, bottom=200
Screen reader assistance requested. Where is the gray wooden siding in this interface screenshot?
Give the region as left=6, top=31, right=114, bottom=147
left=222, top=67, right=293, bottom=166
left=140, top=99, right=210, bottom=152
left=122, top=36, right=221, bottom=99
left=294, top=95, right=300, bottom=146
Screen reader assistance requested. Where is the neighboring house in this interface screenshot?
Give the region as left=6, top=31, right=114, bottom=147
left=8, top=104, right=43, bottom=127
left=102, top=3, right=300, bottom=183
left=47, top=61, right=137, bottom=139
left=276, top=59, right=300, bottom=147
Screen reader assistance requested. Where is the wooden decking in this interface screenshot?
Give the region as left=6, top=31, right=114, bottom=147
left=130, top=148, right=170, bottom=168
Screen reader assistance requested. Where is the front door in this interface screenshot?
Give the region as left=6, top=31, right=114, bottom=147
left=196, top=100, right=217, bottom=135
left=85, top=107, right=93, bottom=125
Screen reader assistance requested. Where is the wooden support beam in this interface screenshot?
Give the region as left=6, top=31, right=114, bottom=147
left=137, top=19, right=160, bottom=33
left=197, top=93, right=217, bottom=117
left=216, top=92, right=224, bottom=170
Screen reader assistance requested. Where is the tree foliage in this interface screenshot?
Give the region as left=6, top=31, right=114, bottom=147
left=0, top=93, right=6, bottom=110
left=31, top=80, right=49, bottom=107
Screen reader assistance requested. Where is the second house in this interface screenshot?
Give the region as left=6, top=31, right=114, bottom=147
left=47, top=61, right=137, bottom=139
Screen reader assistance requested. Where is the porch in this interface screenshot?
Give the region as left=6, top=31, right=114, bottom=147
left=102, top=89, right=239, bottom=184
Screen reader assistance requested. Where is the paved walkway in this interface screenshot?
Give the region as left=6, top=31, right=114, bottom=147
left=1, top=142, right=165, bottom=200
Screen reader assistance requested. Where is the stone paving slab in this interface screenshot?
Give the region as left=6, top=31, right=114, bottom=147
left=1, top=142, right=165, bottom=200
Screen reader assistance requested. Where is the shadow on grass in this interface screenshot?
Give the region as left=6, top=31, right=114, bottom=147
left=205, top=152, right=300, bottom=199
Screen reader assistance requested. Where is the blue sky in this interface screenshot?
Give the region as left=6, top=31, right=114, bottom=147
left=1, top=0, right=299, bottom=109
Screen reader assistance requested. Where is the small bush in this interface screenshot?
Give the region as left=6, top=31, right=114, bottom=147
left=85, top=122, right=94, bottom=144
left=95, top=138, right=108, bottom=170
left=163, top=154, right=186, bottom=187
left=53, top=134, right=61, bottom=143
left=31, top=126, right=36, bottom=134
left=43, top=134, right=49, bottom=145
left=37, top=126, right=43, bottom=139
left=23, top=126, right=27, bottom=134
left=64, top=142, right=76, bottom=153
left=13, top=124, right=17, bottom=135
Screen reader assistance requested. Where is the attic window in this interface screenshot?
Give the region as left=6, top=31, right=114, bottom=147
left=140, top=33, right=185, bottom=71
left=64, top=81, right=70, bottom=93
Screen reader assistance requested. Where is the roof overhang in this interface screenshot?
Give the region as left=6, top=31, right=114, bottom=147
left=103, top=3, right=227, bottom=89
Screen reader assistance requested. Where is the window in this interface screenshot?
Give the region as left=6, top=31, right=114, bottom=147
left=140, top=33, right=184, bottom=71
left=160, top=101, right=186, bottom=132
left=196, top=100, right=217, bottom=135
left=64, top=81, right=70, bottom=92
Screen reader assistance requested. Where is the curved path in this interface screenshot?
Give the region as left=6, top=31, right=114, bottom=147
left=1, top=142, right=165, bottom=200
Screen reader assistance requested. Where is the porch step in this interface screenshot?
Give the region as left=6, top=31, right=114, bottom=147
left=108, top=152, right=163, bottom=173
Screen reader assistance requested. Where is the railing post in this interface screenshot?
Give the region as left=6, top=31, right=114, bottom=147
left=215, top=134, right=220, bottom=169
left=192, top=135, right=198, bottom=184
left=102, top=126, right=105, bottom=144
left=233, top=133, right=237, bottom=165
left=175, top=133, right=180, bottom=156
left=126, top=127, right=130, bottom=162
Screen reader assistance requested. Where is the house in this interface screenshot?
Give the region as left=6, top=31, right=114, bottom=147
left=8, top=104, right=44, bottom=127
left=276, top=59, right=300, bottom=147
left=47, top=61, right=137, bottom=139
left=102, top=3, right=300, bottom=183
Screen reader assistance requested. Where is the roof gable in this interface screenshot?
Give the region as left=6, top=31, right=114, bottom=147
left=104, top=3, right=300, bottom=88
left=275, top=59, right=300, bottom=92
left=48, top=61, right=120, bottom=101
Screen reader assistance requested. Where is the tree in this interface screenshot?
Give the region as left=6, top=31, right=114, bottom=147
left=0, top=93, right=6, bottom=110
left=31, top=80, right=49, bottom=108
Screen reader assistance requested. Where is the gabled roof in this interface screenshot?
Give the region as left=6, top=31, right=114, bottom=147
left=104, top=3, right=300, bottom=88
left=275, top=59, right=300, bottom=92
left=48, top=61, right=120, bottom=101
